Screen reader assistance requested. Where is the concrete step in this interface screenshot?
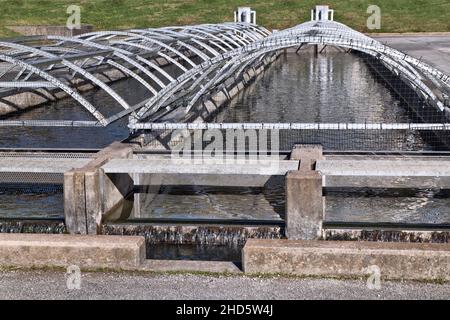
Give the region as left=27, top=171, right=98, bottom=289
left=0, top=234, right=145, bottom=270
left=0, top=233, right=242, bottom=274
left=243, top=239, right=450, bottom=281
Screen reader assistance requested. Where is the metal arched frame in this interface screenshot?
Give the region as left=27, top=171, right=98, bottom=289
left=134, top=20, right=449, bottom=123
left=0, top=20, right=448, bottom=129
left=0, top=23, right=268, bottom=126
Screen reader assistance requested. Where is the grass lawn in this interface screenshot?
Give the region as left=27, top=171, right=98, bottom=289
left=0, top=0, right=449, bottom=38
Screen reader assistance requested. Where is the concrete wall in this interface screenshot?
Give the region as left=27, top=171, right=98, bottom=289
left=64, top=142, right=134, bottom=234
left=243, top=239, right=450, bottom=281
left=286, top=145, right=324, bottom=240
left=0, top=233, right=145, bottom=270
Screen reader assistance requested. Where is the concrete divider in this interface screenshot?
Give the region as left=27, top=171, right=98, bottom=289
left=285, top=145, right=324, bottom=240
left=318, top=159, right=450, bottom=188
left=141, top=260, right=241, bottom=273
left=0, top=234, right=145, bottom=270
left=64, top=142, right=134, bottom=234
left=242, top=239, right=450, bottom=281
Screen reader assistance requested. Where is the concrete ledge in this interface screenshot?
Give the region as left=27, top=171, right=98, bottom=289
left=140, top=260, right=241, bottom=274
left=0, top=234, right=145, bottom=270
left=242, top=239, right=450, bottom=281
left=7, top=25, right=93, bottom=37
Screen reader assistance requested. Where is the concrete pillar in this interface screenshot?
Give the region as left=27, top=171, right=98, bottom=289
left=85, top=169, right=102, bottom=235
left=132, top=173, right=162, bottom=219
left=64, top=142, right=134, bottom=234
left=285, top=145, right=324, bottom=240
left=63, top=171, right=88, bottom=234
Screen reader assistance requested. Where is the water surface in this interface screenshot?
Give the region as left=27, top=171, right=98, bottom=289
left=0, top=52, right=448, bottom=226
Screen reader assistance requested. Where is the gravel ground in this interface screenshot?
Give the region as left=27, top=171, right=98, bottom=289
left=0, top=270, right=448, bottom=300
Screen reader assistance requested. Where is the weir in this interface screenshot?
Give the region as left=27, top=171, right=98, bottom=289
left=0, top=6, right=449, bottom=273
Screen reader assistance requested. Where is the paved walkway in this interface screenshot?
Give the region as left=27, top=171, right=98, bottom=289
left=373, top=35, right=450, bottom=75
left=0, top=270, right=448, bottom=300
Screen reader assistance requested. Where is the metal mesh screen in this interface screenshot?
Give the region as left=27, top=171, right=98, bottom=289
left=0, top=152, right=95, bottom=159
left=139, top=126, right=450, bottom=152
left=0, top=152, right=87, bottom=192
left=0, top=172, right=63, bottom=185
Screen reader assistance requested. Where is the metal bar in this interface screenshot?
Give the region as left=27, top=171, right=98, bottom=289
left=323, top=221, right=450, bottom=231
left=130, top=122, right=450, bottom=130
left=106, top=218, right=284, bottom=227
left=0, top=120, right=101, bottom=127
left=0, top=81, right=57, bottom=88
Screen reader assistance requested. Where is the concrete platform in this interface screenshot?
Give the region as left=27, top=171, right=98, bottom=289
left=242, top=239, right=450, bottom=281
left=373, top=35, right=450, bottom=75
left=103, top=158, right=299, bottom=175
left=317, top=159, right=450, bottom=176
left=0, top=234, right=145, bottom=270
left=140, top=260, right=241, bottom=274
left=0, top=157, right=89, bottom=173
left=317, top=159, right=450, bottom=188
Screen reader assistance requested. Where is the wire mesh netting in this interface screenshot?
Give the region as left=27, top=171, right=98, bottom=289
left=141, top=126, right=450, bottom=153
left=137, top=50, right=450, bottom=153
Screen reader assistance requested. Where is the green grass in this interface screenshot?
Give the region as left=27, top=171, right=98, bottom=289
left=0, top=0, right=449, bottom=38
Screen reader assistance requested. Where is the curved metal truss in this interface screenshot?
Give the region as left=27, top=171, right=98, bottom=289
left=0, top=20, right=448, bottom=128
left=0, top=22, right=269, bottom=127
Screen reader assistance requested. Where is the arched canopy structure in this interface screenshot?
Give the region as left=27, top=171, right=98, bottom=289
left=0, top=22, right=269, bottom=127
left=0, top=19, right=448, bottom=128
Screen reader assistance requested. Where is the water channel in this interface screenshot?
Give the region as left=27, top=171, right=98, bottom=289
left=0, top=51, right=448, bottom=260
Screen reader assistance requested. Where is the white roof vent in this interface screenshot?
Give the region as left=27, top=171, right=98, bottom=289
left=311, top=5, right=334, bottom=21
left=234, top=7, right=256, bottom=24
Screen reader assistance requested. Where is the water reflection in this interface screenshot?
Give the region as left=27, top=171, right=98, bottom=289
left=217, top=52, right=412, bottom=124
